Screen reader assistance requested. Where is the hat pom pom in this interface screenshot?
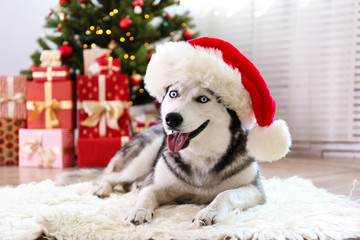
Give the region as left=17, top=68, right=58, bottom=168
left=247, top=119, right=291, bottom=162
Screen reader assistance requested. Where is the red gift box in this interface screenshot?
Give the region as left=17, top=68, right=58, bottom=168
left=97, top=55, right=121, bottom=75
left=77, top=74, right=130, bottom=138
left=0, top=119, right=25, bottom=166
left=131, top=113, right=158, bottom=135
left=32, top=66, right=70, bottom=82
left=26, top=81, right=75, bottom=129
left=19, top=129, right=74, bottom=168
left=77, top=136, right=131, bottom=167
left=0, top=75, right=27, bottom=119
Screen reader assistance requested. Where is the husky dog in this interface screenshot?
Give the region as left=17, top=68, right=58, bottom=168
left=93, top=82, right=265, bottom=226
left=60, top=37, right=291, bottom=226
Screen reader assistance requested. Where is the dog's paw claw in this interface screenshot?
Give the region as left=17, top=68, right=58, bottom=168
left=93, top=184, right=112, bottom=198
left=193, top=208, right=226, bottom=227
left=126, top=208, right=153, bottom=225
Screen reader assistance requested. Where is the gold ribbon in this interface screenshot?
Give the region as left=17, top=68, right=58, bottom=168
left=80, top=100, right=127, bottom=134
left=22, top=137, right=56, bottom=168
left=0, top=92, right=26, bottom=105
left=26, top=82, right=73, bottom=129
left=32, top=66, right=69, bottom=81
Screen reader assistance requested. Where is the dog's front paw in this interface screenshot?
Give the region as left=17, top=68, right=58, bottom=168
left=193, top=207, right=227, bottom=227
left=93, top=184, right=112, bottom=198
left=125, top=207, right=153, bottom=225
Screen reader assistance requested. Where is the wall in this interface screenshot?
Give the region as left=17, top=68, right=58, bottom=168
left=0, top=0, right=58, bottom=75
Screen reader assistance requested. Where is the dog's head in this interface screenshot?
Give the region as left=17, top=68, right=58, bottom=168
left=161, top=81, right=233, bottom=153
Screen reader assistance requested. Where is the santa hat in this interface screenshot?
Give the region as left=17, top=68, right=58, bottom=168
left=145, top=37, right=291, bottom=162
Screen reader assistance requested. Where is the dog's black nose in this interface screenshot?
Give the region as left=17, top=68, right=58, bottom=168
left=165, top=112, right=183, bottom=128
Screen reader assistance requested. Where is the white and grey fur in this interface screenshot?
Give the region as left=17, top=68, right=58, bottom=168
left=59, top=82, right=266, bottom=226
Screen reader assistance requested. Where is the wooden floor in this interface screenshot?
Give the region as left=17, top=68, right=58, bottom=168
left=0, top=157, right=359, bottom=198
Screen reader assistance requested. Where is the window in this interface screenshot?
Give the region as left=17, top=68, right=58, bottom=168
left=185, top=0, right=360, bottom=157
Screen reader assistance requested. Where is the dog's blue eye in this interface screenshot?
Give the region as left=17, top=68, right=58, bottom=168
left=169, top=90, right=178, bottom=98
left=197, top=96, right=209, bottom=103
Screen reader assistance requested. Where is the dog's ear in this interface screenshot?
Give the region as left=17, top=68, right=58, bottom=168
left=246, top=119, right=291, bottom=162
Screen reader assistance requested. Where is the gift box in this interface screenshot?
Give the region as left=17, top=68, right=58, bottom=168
left=26, top=81, right=75, bottom=129
left=19, top=129, right=74, bottom=168
left=89, top=54, right=121, bottom=75
left=131, top=113, right=158, bottom=135
left=77, top=74, right=130, bottom=138
left=0, top=119, right=25, bottom=166
left=32, top=66, right=70, bottom=82
left=83, top=49, right=109, bottom=75
left=0, top=75, right=27, bottom=119
left=77, top=136, right=131, bottom=167
left=39, top=50, right=62, bottom=67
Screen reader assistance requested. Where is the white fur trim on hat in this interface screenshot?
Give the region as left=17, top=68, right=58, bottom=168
left=145, top=41, right=255, bottom=129
left=247, top=120, right=292, bottom=162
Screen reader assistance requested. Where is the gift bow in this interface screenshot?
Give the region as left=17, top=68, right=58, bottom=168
left=28, top=99, right=65, bottom=128
left=80, top=100, right=126, bottom=131
left=23, top=138, right=55, bottom=168
left=0, top=92, right=26, bottom=104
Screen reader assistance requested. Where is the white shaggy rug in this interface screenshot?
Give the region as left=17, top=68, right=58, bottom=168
left=1, top=177, right=359, bottom=240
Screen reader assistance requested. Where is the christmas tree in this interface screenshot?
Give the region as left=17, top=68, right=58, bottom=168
left=22, top=0, right=197, bottom=104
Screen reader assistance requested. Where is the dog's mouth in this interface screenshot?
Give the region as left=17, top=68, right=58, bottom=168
left=167, top=120, right=210, bottom=152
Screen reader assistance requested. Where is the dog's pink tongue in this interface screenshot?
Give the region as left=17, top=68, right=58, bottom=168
left=167, top=132, right=190, bottom=152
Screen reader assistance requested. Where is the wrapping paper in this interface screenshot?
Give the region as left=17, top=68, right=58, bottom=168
left=0, top=119, right=25, bottom=166
left=19, top=129, right=74, bottom=168
left=96, top=54, right=121, bottom=75
left=32, top=66, right=70, bottom=82
left=26, top=81, right=75, bottom=129
left=131, top=113, right=158, bottom=135
left=83, top=49, right=109, bottom=75
left=0, top=75, right=27, bottom=119
left=77, top=74, right=129, bottom=138
left=77, top=136, right=131, bottom=167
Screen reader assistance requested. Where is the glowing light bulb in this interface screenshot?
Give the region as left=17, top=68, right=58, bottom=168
left=129, top=36, right=134, bottom=41
left=109, top=11, right=114, bottom=16
left=90, top=26, right=95, bottom=31
left=91, top=43, right=96, bottom=48
left=130, top=55, right=135, bottom=60
left=144, top=14, right=150, bottom=19
left=83, top=44, right=88, bottom=48
left=124, top=54, right=129, bottom=59
left=120, top=37, right=125, bottom=42
left=181, top=22, right=187, bottom=27
left=113, top=9, right=119, bottom=14
left=139, top=88, right=144, bottom=93
left=126, top=32, right=131, bottom=36
left=106, top=29, right=111, bottom=35
left=108, top=56, right=113, bottom=61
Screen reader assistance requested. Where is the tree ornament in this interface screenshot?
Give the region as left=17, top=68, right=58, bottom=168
left=59, top=0, right=70, bottom=5
left=119, top=17, right=132, bottom=29
left=131, top=72, right=143, bottom=86
left=57, top=24, right=62, bottom=31
left=182, top=28, right=193, bottom=40
left=78, top=0, right=90, bottom=3
left=166, top=13, right=172, bottom=20
left=132, top=0, right=144, bottom=15
left=48, top=12, right=53, bottom=17
left=59, top=41, right=73, bottom=58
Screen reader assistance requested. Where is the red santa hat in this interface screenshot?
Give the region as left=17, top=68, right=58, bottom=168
left=145, top=37, right=291, bottom=161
